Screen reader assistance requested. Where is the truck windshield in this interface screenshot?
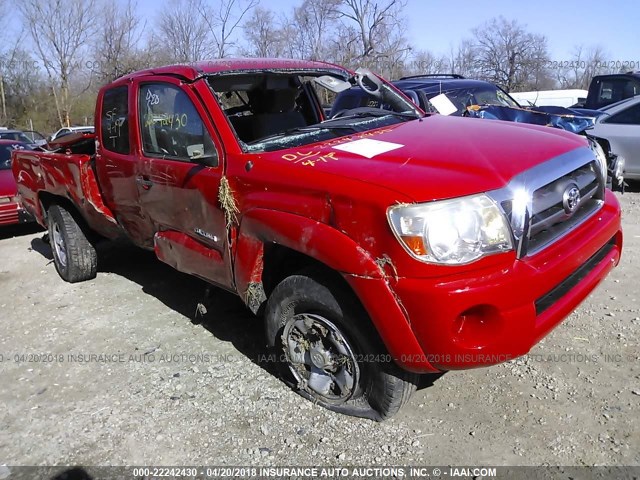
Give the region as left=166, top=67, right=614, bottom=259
left=422, top=85, right=520, bottom=112
left=208, top=69, right=422, bottom=153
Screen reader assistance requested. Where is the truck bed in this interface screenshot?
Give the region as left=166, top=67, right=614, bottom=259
left=12, top=134, right=121, bottom=239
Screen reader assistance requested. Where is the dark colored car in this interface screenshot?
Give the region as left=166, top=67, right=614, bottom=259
left=331, top=74, right=521, bottom=117
left=0, top=140, right=34, bottom=225
left=331, top=74, right=601, bottom=132
left=583, top=72, right=640, bottom=110
left=0, top=129, right=45, bottom=147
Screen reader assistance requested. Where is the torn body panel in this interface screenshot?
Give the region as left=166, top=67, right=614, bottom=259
left=12, top=148, right=120, bottom=239
left=154, top=230, right=233, bottom=289
left=233, top=232, right=266, bottom=313
left=465, top=104, right=598, bottom=134
left=235, top=208, right=432, bottom=369
left=239, top=208, right=384, bottom=278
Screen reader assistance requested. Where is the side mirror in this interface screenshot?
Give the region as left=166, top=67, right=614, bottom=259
left=192, top=153, right=218, bottom=168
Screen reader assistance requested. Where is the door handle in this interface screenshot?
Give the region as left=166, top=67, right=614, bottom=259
left=136, top=176, right=153, bottom=190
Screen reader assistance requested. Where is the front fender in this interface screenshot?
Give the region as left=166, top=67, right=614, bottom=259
left=238, top=208, right=384, bottom=279
left=235, top=208, right=434, bottom=373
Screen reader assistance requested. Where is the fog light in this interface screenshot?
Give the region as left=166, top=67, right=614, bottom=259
left=452, top=305, right=503, bottom=349
left=614, top=156, right=625, bottom=183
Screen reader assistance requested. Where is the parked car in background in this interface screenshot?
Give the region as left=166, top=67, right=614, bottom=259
left=21, top=130, right=48, bottom=147
left=0, top=140, right=34, bottom=226
left=0, top=129, right=46, bottom=147
left=589, top=96, right=640, bottom=181
left=331, top=74, right=521, bottom=117
left=509, top=89, right=588, bottom=108
left=332, top=75, right=598, bottom=122
left=582, top=72, right=640, bottom=110
left=49, top=126, right=94, bottom=142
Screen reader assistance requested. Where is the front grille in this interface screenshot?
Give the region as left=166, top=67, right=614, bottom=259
left=527, top=161, right=603, bottom=255
left=490, top=147, right=606, bottom=258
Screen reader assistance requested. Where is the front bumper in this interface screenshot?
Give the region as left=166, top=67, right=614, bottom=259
left=348, top=190, right=622, bottom=373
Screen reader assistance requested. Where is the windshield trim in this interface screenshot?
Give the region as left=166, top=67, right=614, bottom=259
left=208, top=68, right=422, bottom=154
left=204, top=67, right=350, bottom=82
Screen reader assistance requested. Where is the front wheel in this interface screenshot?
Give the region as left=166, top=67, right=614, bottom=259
left=264, top=274, right=418, bottom=420
left=47, top=204, right=97, bottom=283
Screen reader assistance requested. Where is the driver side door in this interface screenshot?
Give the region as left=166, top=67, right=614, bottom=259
left=133, top=78, right=233, bottom=289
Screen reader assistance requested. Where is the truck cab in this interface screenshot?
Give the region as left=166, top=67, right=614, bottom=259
left=584, top=72, right=640, bottom=109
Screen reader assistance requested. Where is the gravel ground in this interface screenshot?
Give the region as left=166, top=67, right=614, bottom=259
left=0, top=190, right=638, bottom=469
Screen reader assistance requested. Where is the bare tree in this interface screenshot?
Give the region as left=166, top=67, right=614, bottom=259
left=291, top=0, right=342, bottom=60
left=19, top=0, right=97, bottom=127
left=91, top=0, right=145, bottom=82
left=242, top=7, right=283, bottom=57
left=448, top=39, right=479, bottom=78
left=403, top=50, right=449, bottom=77
left=470, top=16, right=551, bottom=91
left=337, top=0, right=407, bottom=60
left=555, top=45, right=611, bottom=90
left=199, top=0, right=258, bottom=58
left=0, top=48, right=43, bottom=127
left=156, top=0, right=212, bottom=63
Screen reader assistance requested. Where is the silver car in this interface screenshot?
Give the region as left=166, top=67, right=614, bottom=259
left=590, top=96, right=640, bottom=181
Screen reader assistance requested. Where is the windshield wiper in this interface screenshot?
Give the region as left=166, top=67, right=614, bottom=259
left=328, top=110, right=418, bottom=122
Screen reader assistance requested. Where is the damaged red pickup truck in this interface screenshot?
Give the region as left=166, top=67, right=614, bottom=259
left=12, top=59, right=622, bottom=420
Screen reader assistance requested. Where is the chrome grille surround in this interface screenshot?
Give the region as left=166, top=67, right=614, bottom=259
left=488, top=147, right=606, bottom=259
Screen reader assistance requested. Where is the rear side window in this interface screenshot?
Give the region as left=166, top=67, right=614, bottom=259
left=606, top=103, right=640, bottom=125
left=596, top=79, right=637, bottom=107
left=101, top=86, right=130, bottom=154
left=138, top=83, right=217, bottom=164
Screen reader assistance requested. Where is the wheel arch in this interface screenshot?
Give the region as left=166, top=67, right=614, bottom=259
left=234, top=208, right=384, bottom=312
left=38, top=192, right=101, bottom=243
left=234, top=208, right=434, bottom=374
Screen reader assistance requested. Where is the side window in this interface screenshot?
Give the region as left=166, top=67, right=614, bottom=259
left=606, top=103, right=640, bottom=125
left=101, top=86, right=130, bottom=154
left=139, top=83, right=217, bottom=164
left=599, top=79, right=629, bottom=106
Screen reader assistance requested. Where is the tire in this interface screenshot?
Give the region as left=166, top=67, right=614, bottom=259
left=264, top=274, right=418, bottom=421
left=47, top=204, right=97, bottom=283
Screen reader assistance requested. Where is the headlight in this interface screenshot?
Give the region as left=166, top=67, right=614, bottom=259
left=613, top=155, right=625, bottom=183
left=388, top=194, right=514, bottom=265
left=588, top=138, right=608, bottom=181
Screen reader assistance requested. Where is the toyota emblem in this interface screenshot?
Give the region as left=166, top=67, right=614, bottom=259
left=562, top=185, right=581, bottom=214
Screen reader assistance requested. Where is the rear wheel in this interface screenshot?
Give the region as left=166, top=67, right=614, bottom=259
left=264, top=274, right=418, bottom=420
left=47, top=204, right=97, bottom=283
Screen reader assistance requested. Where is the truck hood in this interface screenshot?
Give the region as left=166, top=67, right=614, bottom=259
left=287, top=115, right=588, bottom=202
left=0, top=170, right=17, bottom=197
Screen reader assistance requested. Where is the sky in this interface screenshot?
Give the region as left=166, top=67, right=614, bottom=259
left=8, top=0, right=640, bottom=68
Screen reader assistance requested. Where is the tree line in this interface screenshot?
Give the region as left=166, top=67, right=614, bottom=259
left=0, top=0, right=623, bottom=134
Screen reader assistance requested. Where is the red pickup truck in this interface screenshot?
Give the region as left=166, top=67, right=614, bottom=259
left=12, top=59, right=622, bottom=420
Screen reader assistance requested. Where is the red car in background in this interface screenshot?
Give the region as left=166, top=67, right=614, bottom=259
left=0, top=140, right=34, bottom=226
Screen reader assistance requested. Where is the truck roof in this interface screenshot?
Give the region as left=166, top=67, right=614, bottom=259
left=118, top=58, right=349, bottom=82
